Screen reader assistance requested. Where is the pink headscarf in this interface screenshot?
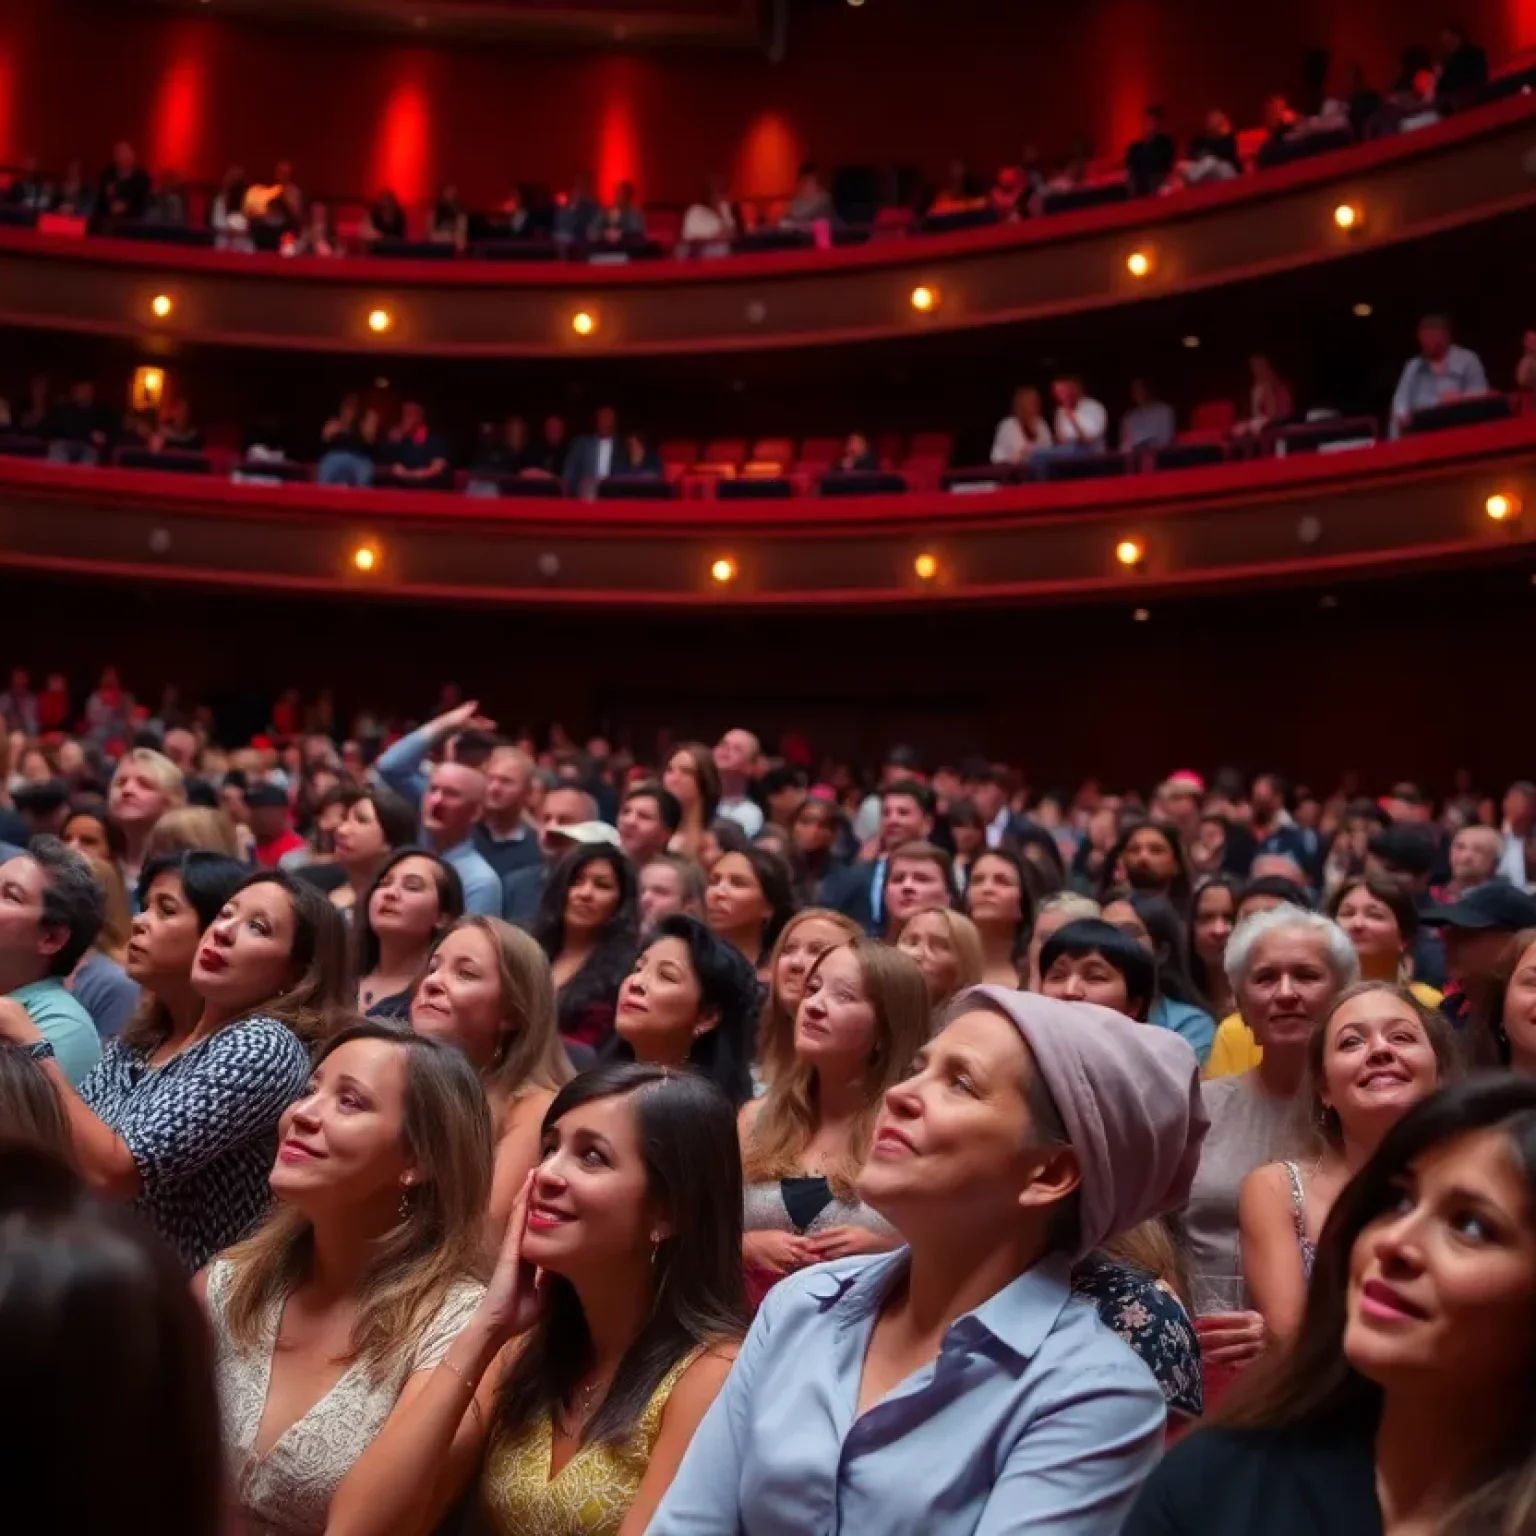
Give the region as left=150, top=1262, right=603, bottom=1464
left=950, top=985, right=1209, bottom=1257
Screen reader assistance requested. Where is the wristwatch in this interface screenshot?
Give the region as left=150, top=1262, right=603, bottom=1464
left=26, top=1039, right=55, bottom=1064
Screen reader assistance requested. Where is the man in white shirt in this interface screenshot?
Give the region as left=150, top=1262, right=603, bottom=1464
left=563, top=404, right=620, bottom=497
left=990, top=386, right=1053, bottom=466
left=1051, top=375, right=1108, bottom=449
left=713, top=727, right=764, bottom=836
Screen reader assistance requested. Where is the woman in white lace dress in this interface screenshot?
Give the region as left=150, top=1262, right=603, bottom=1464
left=197, top=1019, right=493, bottom=1535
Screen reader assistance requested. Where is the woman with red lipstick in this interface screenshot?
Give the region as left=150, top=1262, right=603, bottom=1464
left=705, top=846, right=795, bottom=976
left=0, top=865, right=348, bottom=1269
left=535, top=844, right=639, bottom=1051
left=1240, top=982, right=1457, bottom=1342
left=204, top=1020, right=493, bottom=1536
left=329, top=787, right=421, bottom=913
left=740, top=939, right=927, bottom=1295
left=1126, top=1076, right=1536, bottom=1535
left=354, top=849, right=464, bottom=1020
left=322, top=1062, right=747, bottom=1536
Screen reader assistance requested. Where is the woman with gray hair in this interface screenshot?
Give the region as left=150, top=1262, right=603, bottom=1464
left=1184, top=903, right=1358, bottom=1375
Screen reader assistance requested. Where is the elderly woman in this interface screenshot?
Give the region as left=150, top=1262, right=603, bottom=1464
left=1184, top=904, right=1358, bottom=1370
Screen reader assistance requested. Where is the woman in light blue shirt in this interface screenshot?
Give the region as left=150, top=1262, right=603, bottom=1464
left=647, top=986, right=1208, bottom=1536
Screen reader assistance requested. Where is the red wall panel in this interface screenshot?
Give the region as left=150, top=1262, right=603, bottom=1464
left=1, top=0, right=1531, bottom=207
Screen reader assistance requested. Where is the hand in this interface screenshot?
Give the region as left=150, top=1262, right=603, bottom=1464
left=429, top=699, right=496, bottom=739
left=807, top=1226, right=892, bottom=1261
left=476, top=1172, right=549, bottom=1345
left=1194, top=1309, right=1268, bottom=1367
left=743, top=1228, right=816, bottom=1277
left=0, top=998, right=42, bottom=1047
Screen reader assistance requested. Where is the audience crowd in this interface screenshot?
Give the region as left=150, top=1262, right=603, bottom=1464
left=3, top=663, right=1536, bottom=1533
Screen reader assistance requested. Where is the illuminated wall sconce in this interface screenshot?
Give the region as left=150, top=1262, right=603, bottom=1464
left=131, top=366, right=166, bottom=412
left=1485, top=493, right=1522, bottom=522
left=710, top=556, right=737, bottom=585
left=1333, top=201, right=1363, bottom=231
left=909, top=285, right=938, bottom=313
left=1115, top=537, right=1146, bottom=567
left=913, top=552, right=939, bottom=581
left=367, top=308, right=393, bottom=335
left=1352, top=302, right=1374, bottom=318
left=1125, top=249, right=1153, bottom=278
left=352, top=544, right=380, bottom=573
left=150, top=293, right=174, bottom=319
left=571, top=310, right=597, bottom=337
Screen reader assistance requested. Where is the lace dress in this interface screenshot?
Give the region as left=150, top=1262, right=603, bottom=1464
left=207, top=1260, right=484, bottom=1535
left=1281, top=1160, right=1319, bottom=1280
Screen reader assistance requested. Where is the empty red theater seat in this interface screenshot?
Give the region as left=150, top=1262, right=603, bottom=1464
left=1190, top=399, right=1238, bottom=434
left=799, top=436, right=842, bottom=465
left=701, top=439, right=747, bottom=469
left=750, top=437, right=794, bottom=470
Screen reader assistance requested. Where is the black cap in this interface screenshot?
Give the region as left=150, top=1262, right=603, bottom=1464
left=244, top=782, right=290, bottom=810
left=1419, top=880, right=1536, bottom=931
left=13, top=779, right=70, bottom=815
left=1368, top=825, right=1437, bottom=878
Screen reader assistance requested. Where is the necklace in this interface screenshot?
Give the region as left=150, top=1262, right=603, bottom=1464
left=557, top=1375, right=606, bottom=1437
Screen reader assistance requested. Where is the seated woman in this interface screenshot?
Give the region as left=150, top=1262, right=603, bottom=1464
left=661, top=742, right=720, bottom=865
left=1126, top=1076, right=1536, bottom=1535
left=945, top=797, right=987, bottom=892
left=756, top=907, right=862, bottom=1090
left=1023, top=889, right=1101, bottom=988
left=705, top=847, right=796, bottom=978
left=202, top=1020, right=492, bottom=1535
left=318, top=1062, right=749, bottom=1536
left=1327, top=874, right=1444, bottom=1008
left=355, top=849, right=464, bottom=1020
left=1038, top=918, right=1156, bottom=1019
left=1470, top=927, right=1536, bottom=1075
left=1102, top=890, right=1217, bottom=1067
left=409, top=916, right=574, bottom=1236
left=1185, top=905, right=1357, bottom=1368
left=330, top=788, right=421, bottom=913
left=534, top=844, right=639, bottom=1052
left=638, top=853, right=705, bottom=930
left=647, top=985, right=1207, bottom=1534
left=740, top=938, right=927, bottom=1296
left=1239, top=981, right=1455, bottom=1342
left=607, top=914, right=759, bottom=1108
left=62, top=804, right=126, bottom=872
left=896, top=905, right=985, bottom=1013
left=0, top=863, right=348, bottom=1270
left=879, top=839, right=957, bottom=942
left=1188, top=875, right=1242, bottom=1021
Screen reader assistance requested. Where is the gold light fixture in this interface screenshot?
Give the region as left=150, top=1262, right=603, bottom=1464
left=1126, top=249, right=1153, bottom=278
left=1115, top=537, right=1145, bottom=567
left=710, top=556, right=737, bottom=585
left=913, top=552, right=938, bottom=581
left=572, top=310, right=597, bottom=337
left=352, top=544, right=379, bottom=572
left=1486, top=493, right=1521, bottom=522
left=150, top=293, right=174, bottom=319
left=909, top=285, right=937, bottom=313
left=1333, top=201, right=1362, bottom=231
left=367, top=308, right=393, bottom=335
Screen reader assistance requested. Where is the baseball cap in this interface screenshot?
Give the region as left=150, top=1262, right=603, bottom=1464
left=244, top=782, right=291, bottom=810
left=1159, top=770, right=1205, bottom=797
left=1419, top=881, right=1536, bottom=931
left=548, top=821, right=622, bottom=848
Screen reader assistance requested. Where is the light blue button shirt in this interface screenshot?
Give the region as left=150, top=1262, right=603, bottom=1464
left=647, top=1248, right=1164, bottom=1536
left=10, top=977, right=102, bottom=1085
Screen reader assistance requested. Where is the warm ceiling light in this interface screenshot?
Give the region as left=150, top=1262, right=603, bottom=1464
left=1181, top=334, right=1200, bottom=349
left=131, top=366, right=165, bottom=411
left=1132, top=607, right=1151, bottom=623
left=1115, top=537, right=1145, bottom=567
left=367, top=308, right=393, bottom=335
left=1333, top=202, right=1362, bottom=230
left=150, top=293, right=173, bottom=319
left=913, top=552, right=938, bottom=581
left=1352, top=302, right=1373, bottom=318
left=909, top=285, right=937, bottom=312
left=1126, top=249, right=1153, bottom=278
left=572, top=310, right=596, bottom=337
left=1486, top=493, right=1521, bottom=521
left=710, top=556, right=737, bottom=584
left=352, top=545, right=379, bottom=572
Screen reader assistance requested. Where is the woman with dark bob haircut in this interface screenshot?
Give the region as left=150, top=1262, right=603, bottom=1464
left=1126, top=1075, right=1536, bottom=1535
left=534, top=843, right=640, bottom=1051
left=314, top=1063, right=748, bottom=1536
left=354, top=847, right=465, bottom=1021
left=1037, top=918, right=1157, bottom=1021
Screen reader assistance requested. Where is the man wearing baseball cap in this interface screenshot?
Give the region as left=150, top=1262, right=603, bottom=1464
left=1418, top=880, right=1536, bottom=1027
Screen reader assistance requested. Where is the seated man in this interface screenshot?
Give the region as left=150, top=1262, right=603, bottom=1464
left=382, top=401, right=450, bottom=490
left=151, top=397, right=204, bottom=454
left=1119, top=379, right=1176, bottom=453
left=554, top=172, right=601, bottom=244
left=0, top=837, right=105, bottom=1085
left=97, top=140, right=150, bottom=222
left=1389, top=314, right=1488, bottom=437
left=832, top=432, right=880, bottom=474
left=1027, top=375, right=1108, bottom=476
left=594, top=181, right=646, bottom=243
left=781, top=163, right=834, bottom=229
left=44, top=380, right=110, bottom=466
left=1125, top=106, right=1176, bottom=196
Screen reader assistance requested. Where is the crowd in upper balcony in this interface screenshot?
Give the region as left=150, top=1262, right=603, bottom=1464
left=0, top=23, right=1510, bottom=265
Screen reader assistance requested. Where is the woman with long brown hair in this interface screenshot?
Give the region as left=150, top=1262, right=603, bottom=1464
left=1469, top=927, right=1536, bottom=1075
left=662, top=742, right=721, bottom=864
left=755, top=908, right=862, bottom=1090
left=739, top=938, right=928, bottom=1294
left=202, top=1020, right=494, bottom=1535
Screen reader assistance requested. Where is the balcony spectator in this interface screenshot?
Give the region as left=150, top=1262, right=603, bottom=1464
left=429, top=183, right=466, bottom=248
left=1436, top=23, right=1488, bottom=106
left=563, top=405, right=620, bottom=497
left=144, top=172, right=187, bottom=227
left=209, top=166, right=252, bottom=251
left=990, top=386, right=1053, bottom=466
left=1119, top=379, right=1176, bottom=453
left=1179, top=109, right=1242, bottom=184
left=242, top=161, right=303, bottom=233
left=363, top=188, right=407, bottom=245
left=781, top=163, right=834, bottom=229
left=383, top=401, right=450, bottom=490
left=612, top=431, right=665, bottom=480
left=1390, top=313, right=1488, bottom=437
left=495, top=185, right=534, bottom=240
left=928, top=160, right=986, bottom=217
left=317, top=395, right=377, bottom=488
left=834, top=432, right=880, bottom=474
left=290, top=201, right=338, bottom=257
left=151, top=398, right=203, bottom=454
left=987, top=165, right=1027, bottom=221
left=1341, top=64, right=1385, bottom=138
left=1386, top=66, right=1442, bottom=133
left=595, top=180, right=646, bottom=244
left=233, top=414, right=292, bottom=484
left=1517, top=330, right=1536, bottom=408
left=1254, top=95, right=1301, bottom=168
left=681, top=175, right=737, bottom=246
left=44, top=380, right=110, bottom=466
left=538, top=414, right=570, bottom=478
left=468, top=415, right=541, bottom=479
left=1235, top=353, right=1294, bottom=435
left=50, top=160, right=94, bottom=220
left=554, top=172, right=600, bottom=244
left=0, top=671, right=38, bottom=737
left=1049, top=374, right=1108, bottom=450
left=1125, top=106, right=1176, bottom=197
left=120, top=409, right=156, bottom=452
left=4, top=156, right=48, bottom=212
left=97, top=141, right=150, bottom=223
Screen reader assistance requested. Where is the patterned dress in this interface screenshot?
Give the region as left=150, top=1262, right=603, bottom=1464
left=476, top=1348, right=705, bottom=1536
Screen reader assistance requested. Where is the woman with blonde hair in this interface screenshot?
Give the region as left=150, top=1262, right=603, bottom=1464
left=409, top=915, right=573, bottom=1238
left=739, top=938, right=928, bottom=1297
left=201, top=1019, right=494, bottom=1535
left=897, top=905, right=984, bottom=1013
left=756, top=907, right=862, bottom=1089
left=143, top=805, right=242, bottom=860
left=107, top=747, right=186, bottom=886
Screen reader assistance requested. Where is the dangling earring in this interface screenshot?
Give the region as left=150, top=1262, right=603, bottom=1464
left=399, top=1187, right=412, bottom=1220
left=649, top=1231, right=662, bottom=1269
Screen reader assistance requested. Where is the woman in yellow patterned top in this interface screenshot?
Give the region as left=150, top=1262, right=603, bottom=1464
left=323, top=1061, right=747, bottom=1536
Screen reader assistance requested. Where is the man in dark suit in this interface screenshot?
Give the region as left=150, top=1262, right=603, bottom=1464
left=562, top=405, right=620, bottom=499
left=501, top=782, right=600, bottom=926
left=821, top=778, right=935, bottom=935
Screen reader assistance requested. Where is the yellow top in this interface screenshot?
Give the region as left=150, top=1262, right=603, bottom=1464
left=476, top=1346, right=703, bottom=1536
left=1202, top=981, right=1445, bottom=1080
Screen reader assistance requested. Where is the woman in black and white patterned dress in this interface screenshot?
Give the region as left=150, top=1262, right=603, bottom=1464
left=0, top=860, right=350, bottom=1270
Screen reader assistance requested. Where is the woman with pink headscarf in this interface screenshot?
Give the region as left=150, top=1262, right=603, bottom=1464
left=647, top=987, right=1208, bottom=1536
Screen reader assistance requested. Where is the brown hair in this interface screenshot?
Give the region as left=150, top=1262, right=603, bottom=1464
left=756, top=907, right=862, bottom=1083
left=744, top=937, right=930, bottom=1198
left=221, top=1020, right=493, bottom=1377
left=1325, top=873, right=1421, bottom=947
left=899, top=904, right=985, bottom=1009
left=0, top=1043, right=71, bottom=1158
left=86, top=855, right=132, bottom=964
left=1469, top=928, right=1536, bottom=1069
left=143, top=806, right=241, bottom=860
left=881, top=840, right=957, bottom=937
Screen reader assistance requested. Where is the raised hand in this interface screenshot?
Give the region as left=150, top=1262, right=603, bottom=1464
left=477, top=1171, right=548, bottom=1344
